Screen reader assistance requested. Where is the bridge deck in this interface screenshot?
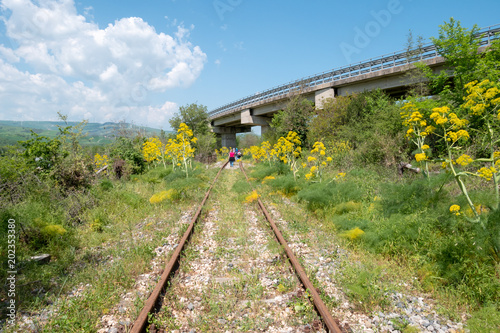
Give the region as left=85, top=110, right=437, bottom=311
left=209, top=24, right=499, bottom=120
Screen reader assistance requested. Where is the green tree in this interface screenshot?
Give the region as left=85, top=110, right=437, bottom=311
left=169, top=103, right=209, bottom=136
left=271, top=95, right=313, bottom=145
left=238, top=133, right=260, bottom=149
left=56, top=112, right=87, bottom=159
left=109, top=137, right=145, bottom=175
left=432, top=18, right=481, bottom=100
left=308, top=95, right=352, bottom=143
left=476, top=36, right=500, bottom=82
left=418, top=18, right=486, bottom=103
left=19, top=131, right=64, bottom=172
left=409, top=20, right=500, bottom=158
left=51, top=115, right=94, bottom=190
left=309, top=90, right=404, bottom=165
left=194, top=132, right=217, bottom=157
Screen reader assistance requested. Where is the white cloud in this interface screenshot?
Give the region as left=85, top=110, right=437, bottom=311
left=234, top=41, right=244, bottom=50
left=0, top=0, right=207, bottom=129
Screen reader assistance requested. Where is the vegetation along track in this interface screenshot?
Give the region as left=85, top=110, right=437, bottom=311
left=130, top=161, right=348, bottom=332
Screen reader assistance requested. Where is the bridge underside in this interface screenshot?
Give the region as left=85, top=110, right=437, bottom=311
left=212, top=125, right=252, bottom=149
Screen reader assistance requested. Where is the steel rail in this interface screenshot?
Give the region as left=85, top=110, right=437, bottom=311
left=209, top=24, right=500, bottom=118
left=239, top=161, right=344, bottom=333
left=130, top=161, right=228, bottom=333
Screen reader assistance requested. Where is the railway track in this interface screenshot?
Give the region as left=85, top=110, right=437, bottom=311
left=130, top=161, right=349, bottom=333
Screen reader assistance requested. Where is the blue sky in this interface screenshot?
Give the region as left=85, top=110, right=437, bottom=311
left=0, top=0, right=499, bottom=130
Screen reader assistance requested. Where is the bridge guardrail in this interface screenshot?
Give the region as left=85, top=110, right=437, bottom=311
left=209, top=24, right=500, bottom=118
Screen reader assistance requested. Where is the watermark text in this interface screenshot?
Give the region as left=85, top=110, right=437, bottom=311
left=340, top=0, right=404, bottom=63
left=6, top=218, right=17, bottom=326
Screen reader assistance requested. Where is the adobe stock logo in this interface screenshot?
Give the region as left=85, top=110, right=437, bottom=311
left=213, top=0, right=243, bottom=21
left=340, top=0, right=404, bottom=63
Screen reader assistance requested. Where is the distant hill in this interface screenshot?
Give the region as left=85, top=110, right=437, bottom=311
left=0, top=120, right=170, bottom=147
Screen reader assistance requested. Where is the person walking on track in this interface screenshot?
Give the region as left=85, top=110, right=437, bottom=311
left=228, top=148, right=236, bottom=167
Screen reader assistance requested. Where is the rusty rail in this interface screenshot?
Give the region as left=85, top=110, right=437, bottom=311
left=239, top=161, right=344, bottom=333
left=131, top=161, right=228, bottom=333
left=131, top=160, right=345, bottom=332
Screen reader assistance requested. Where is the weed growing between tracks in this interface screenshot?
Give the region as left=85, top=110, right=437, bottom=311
left=151, top=167, right=324, bottom=332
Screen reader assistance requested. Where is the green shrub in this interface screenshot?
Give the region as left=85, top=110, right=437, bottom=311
left=99, top=179, right=114, bottom=191
left=485, top=208, right=500, bottom=258
left=149, top=189, right=180, bottom=204
left=342, top=264, right=390, bottom=312
left=89, top=208, right=111, bottom=232
left=109, top=137, right=145, bottom=174
left=330, top=215, right=370, bottom=232
left=147, top=167, right=173, bottom=179
left=41, top=224, right=67, bottom=237
left=250, top=163, right=288, bottom=180
left=380, top=173, right=451, bottom=216
left=297, top=180, right=364, bottom=211
left=333, top=201, right=362, bottom=215
left=432, top=220, right=499, bottom=304
left=268, top=175, right=301, bottom=196
left=297, top=182, right=334, bottom=211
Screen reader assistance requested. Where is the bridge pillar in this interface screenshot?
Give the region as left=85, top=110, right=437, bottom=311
left=221, top=133, right=237, bottom=148
left=314, top=88, right=335, bottom=109
left=261, top=125, right=271, bottom=136
left=212, top=126, right=251, bottom=149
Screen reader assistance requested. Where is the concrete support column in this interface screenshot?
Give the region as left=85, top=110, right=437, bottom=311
left=261, top=125, right=271, bottom=136
left=315, top=87, right=335, bottom=109
left=221, top=132, right=237, bottom=149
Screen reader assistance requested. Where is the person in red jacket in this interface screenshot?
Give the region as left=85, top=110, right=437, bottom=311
left=228, top=148, right=235, bottom=167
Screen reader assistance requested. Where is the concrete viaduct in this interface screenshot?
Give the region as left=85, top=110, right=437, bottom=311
left=208, top=25, right=499, bottom=148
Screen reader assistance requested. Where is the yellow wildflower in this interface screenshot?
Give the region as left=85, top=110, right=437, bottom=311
left=456, top=130, right=470, bottom=140
left=340, top=227, right=365, bottom=240
left=449, top=204, right=461, bottom=216
left=425, top=125, right=436, bottom=134
left=477, top=166, right=497, bottom=181
left=435, top=117, right=448, bottom=125
left=456, top=154, right=473, bottom=166
left=245, top=190, right=260, bottom=203
left=415, top=153, right=426, bottom=162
